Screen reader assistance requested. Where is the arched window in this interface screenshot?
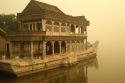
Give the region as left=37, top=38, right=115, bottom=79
left=71, top=24, right=75, bottom=32
left=61, top=41, right=66, bottom=53
left=46, top=41, right=52, bottom=55
left=54, top=41, right=60, bottom=54
left=53, top=22, right=59, bottom=32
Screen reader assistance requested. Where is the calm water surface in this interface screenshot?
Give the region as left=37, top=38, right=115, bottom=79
left=0, top=58, right=98, bottom=83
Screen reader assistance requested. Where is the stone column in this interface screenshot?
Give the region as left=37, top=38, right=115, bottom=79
left=42, top=41, right=46, bottom=60
left=42, top=19, right=46, bottom=31
left=65, top=23, right=68, bottom=34
left=69, top=41, right=71, bottom=53
left=76, top=42, right=78, bottom=51
left=59, top=41, right=62, bottom=54
left=80, top=41, right=82, bottom=51
left=79, top=26, right=81, bottom=34
left=74, top=25, right=76, bottom=34
left=52, top=21, right=54, bottom=35
left=83, top=39, right=85, bottom=50
left=52, top=41, right=54, bottom=56
left=86, top=38, right=88, bottom=50
left=59, top=22, right=62, bottom=35
left=30, top=41, right=34, bottom=60
left=74, top=41, right=77, bottom=52
left=84, top=38, right=87, bottom=50
left=69, top=24, right=71, bottom=34
left=65, top=41, right=68, bottom=54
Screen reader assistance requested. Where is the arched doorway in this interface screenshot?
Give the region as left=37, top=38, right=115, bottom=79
left=46, top=41, right=52, bottom=55
left=61, top=41, right=66, bottom=53
left=54, top=41, right=59, bottom=54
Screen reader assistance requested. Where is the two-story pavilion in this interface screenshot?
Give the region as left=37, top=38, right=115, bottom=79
left=6, top=0, right=89, bottom=60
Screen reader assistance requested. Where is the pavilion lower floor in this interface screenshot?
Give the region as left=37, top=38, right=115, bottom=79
left=6, top=40, right=87, bottom=59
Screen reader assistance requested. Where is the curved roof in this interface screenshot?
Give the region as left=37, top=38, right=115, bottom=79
left=34, top=0, right=64, bottom=14
left=18, top=0, right=89, bottom=26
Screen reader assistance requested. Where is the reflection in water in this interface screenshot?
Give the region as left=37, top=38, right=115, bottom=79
left=0, top=57, right=98, bottom=83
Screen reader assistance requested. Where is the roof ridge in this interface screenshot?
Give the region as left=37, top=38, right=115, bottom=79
left=33, top=0, right=63, bottom=14
left=34, top=0, right=57, bottom=8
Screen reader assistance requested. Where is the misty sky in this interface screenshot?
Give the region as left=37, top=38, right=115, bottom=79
left=0, top=0, right=125, bottom=44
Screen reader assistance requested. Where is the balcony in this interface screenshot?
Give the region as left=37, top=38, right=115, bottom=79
left=6, top=31, right=87, bottom=41
left=7, top=31, right=87, bottom=36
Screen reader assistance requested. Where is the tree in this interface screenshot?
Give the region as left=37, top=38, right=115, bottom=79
left=0, top=14, right=19, bottom=32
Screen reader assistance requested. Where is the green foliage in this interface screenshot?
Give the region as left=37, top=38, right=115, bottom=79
left=0, top=14, right=19, bottom=32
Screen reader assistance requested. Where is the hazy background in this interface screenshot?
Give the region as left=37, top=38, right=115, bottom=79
left=0, top=0, right=125, bottom=82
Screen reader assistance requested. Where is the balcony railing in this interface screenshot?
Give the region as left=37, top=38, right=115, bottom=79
left=46, top=31, right=87, bottom=36
left=6, top=31, right=87, bottom=37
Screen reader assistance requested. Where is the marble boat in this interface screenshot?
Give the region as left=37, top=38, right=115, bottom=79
left=0, top=0, right=99, bottom=77
left=0, top=41, right=98, bottom=77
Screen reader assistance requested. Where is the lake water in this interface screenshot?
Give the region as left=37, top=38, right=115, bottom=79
left=0, top=38, right=125, bottom=83
left=0, top=57, right=98, bottom=83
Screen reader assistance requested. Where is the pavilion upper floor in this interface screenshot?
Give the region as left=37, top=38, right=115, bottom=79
left=6, top=0, right=89, bottom=41
left=6, top=19, right=88, bottom=42
left=19, top=19, right=87, bottom=36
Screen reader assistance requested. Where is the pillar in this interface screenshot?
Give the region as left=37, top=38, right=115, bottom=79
left=42, top=19, right=46, bottom=31
left=52, top=21, right=54, bottom=35
left=79, top=26, right=81, bottom=34
left=59, top=22, right=61, bottom=34
left=69, top=41, right=71, bottom=53
left=69, top=24, right=71, bottom=34
left=42, top=41, right=46, bottom=59
left=76, top=41, right=78, bottom=52
left=65, top=41, right=68, bottom=54
left=59, top=41, right=62, bottom=54
left=80, top=41, right=83, bottom=51
left=84, top=38, right=87, bottom=50
left=30, top=41, right=34, bottom=60
left=83, top=39, right=85, bottom=50
left=74, top=41, right=77, bottom=52
left=65, top=23, right=68, bottom=34
left=52, top=41, right=54, bottom=56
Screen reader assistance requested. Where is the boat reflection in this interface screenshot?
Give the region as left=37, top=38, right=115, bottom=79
left=0, top=57, right=98, bottom=83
